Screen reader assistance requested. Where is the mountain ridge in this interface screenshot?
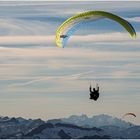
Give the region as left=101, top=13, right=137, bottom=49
left=0, top=114, right=139, bottom=139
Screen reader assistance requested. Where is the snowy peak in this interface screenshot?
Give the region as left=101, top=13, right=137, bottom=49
left=61, top=114, right=134, bottom=128
left=0, top=115, right=138, bottom=139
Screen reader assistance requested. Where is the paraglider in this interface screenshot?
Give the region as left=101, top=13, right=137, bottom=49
left=89, top=84, right=99, bottom=101
left=55, top=10, right=136, bottom=101
left=123, top=113, right=136, bottom=118
left=122, top=113, right=136, bottom=126
left=56, top=10, right=136, bottom=48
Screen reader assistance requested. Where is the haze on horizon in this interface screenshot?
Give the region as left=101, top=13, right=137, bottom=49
left=0, top=1, right=140, bottom=124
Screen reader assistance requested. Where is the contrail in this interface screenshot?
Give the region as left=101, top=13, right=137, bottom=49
left=9, top=71, right=94, bottom=88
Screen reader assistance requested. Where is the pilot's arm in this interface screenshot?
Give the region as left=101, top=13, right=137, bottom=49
left=96, top=84, right=99, bottom=92
left=97, top=86, right=99, bottom=92
left=89, top=85, right=92, bottom=93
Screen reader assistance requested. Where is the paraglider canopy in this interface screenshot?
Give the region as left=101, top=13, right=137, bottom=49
left=123, top=113, right=136, bottom=118
left=56, top=10, right=136, bottom=48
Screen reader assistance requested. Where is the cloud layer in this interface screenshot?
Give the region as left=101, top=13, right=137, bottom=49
left=0, top=1, right=140, bottom=124
left=0, top=32, right=139, bottom=46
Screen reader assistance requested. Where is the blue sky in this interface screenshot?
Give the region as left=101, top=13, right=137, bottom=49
left=0, top=1, right=140, bottom=124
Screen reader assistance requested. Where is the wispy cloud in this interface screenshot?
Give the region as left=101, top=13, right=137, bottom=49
left=8, top=71, right=94, bottom=88
left=126, top=17, right=140, bottom=23
left=0, top=36, right=54, bottom=45
left=0, top=32, right=139, bottom=46
left=69, top=32, right=139, bottom=42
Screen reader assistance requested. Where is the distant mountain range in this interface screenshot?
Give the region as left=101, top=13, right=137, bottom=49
left=60, top=114, right=134, bottom=128
left=0, top=114, right=139, bottom=139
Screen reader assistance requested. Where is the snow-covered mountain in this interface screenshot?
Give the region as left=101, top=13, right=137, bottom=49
left=61, top=114, right=133, bottom=128
left=0, top=116, right=44, bottom=139
left=0, top=115, right=139, bottom=139
left=24, top=123, right=108, bottom=139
